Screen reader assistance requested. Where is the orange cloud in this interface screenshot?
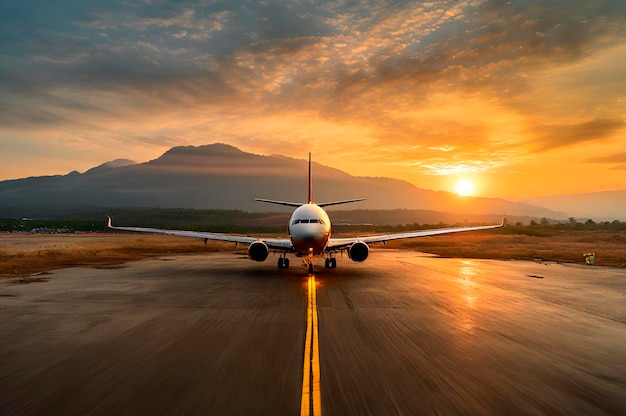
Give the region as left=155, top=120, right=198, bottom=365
left=1, top=0, right=625, bottom=198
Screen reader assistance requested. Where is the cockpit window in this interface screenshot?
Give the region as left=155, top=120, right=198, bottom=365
left=293, top=218, right=325, bottom=225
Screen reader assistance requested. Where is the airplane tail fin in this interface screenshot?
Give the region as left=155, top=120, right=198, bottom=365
left=308, top=152, right=313, bottom=204
left=308, top=152, right=366, bottom=207
left=255, top=153, right=367, bottom=208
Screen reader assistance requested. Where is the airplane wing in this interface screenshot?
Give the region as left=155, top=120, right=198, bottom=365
left=326, top=218, right=506, bottom=250
left=107, top=217, right=294, bottom=251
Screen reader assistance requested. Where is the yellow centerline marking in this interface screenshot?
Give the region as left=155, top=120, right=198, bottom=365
left=301, top=275, right=322, bottom=416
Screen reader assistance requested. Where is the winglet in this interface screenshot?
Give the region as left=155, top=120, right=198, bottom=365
left=308, top=152, right=313, bottom=204
left=107, top=216, right=112, bottom=228
left=502, top=217, right=508, bottom=227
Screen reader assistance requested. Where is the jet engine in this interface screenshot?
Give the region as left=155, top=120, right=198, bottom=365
left=248, top=241, right=269, bottom=262
left=348, top=241, right=369, bottom=262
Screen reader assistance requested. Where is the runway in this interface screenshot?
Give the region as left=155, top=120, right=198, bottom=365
left=1, top=250, right=625, bottom=415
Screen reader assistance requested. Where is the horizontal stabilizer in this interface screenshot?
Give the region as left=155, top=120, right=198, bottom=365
left=255, top=197, right=367, bottom=207
left=254, top=198, right=302, bottom=207
left=318, top=198, right=367, bottom=207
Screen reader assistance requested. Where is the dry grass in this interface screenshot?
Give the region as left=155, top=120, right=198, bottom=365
left=388, top=230, right=626, bottom=267
left=0, top=234, right=235, bottom=277
left=2, top=229, right=625, bottom=277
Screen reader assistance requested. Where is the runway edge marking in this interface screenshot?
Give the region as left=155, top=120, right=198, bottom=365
left=301, top=275, right=322, bottom=416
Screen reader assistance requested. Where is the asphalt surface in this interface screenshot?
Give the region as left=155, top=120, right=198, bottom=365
left=1, top=250, right=625, bottom=415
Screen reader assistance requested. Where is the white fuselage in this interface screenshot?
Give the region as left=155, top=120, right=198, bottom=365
left=288, top=204, right=331, bottom=256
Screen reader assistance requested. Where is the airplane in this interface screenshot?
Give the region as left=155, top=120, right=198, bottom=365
left=107, top=154, right=506, bottom=273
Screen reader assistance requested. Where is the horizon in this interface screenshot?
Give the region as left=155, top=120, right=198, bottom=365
left=3, top=143, right=625, bottom=201
left=1, top=1, right=625, bottom=199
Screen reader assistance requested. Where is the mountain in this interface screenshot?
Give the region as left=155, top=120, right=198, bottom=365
left=522, top=190, right=626, bottom=221
left=0, top=143, right=565, bottom=220
left=83, top=159, right=136, bottom=175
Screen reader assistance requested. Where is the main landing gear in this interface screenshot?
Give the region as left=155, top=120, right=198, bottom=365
left=278, top=255, right=290, bottom=269
left=324, top=258, right=337, bottom=269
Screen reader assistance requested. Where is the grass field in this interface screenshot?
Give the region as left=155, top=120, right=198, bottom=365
left=0, top=234, right=232, bottom=276
left=386, top=229, right=626, bottom=267
left=1, top=229, right=625, bottom=277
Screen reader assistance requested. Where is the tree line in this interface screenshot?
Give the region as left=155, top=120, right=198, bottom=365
left=2, top=212, right=624, bottom=234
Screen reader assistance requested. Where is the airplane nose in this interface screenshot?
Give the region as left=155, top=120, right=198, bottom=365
left=291, top=224, right=327, bottom=253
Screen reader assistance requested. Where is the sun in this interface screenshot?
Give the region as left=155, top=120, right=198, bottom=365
left=455, top=179, right=474, bottom=196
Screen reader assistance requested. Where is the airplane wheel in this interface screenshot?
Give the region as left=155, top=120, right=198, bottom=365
left=308, top=263, right=313, bottom=273
left=284, top=258, right=290, bottom=268
left=278, top=258, right=284, bottom=268
left=331, top=258, right=337, bottom=268
left=324, top=259, right=330, bottom=268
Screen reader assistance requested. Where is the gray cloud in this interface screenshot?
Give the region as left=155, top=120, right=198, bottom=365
left=2, top=2, right=623, bottom=94
left=531, top=118, right=625, bottom=151
left=345, top=1, right=626, bottom=95
left=583, top=152, right=626, bottom=164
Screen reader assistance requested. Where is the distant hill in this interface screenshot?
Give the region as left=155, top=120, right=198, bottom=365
left=0, top=143, right=565, bottom=220
left=522, top=190, right=626, bottom=221
left=84, top=159, right=136, bottom=174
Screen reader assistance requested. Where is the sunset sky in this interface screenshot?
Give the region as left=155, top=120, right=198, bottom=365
left=1, top=0, right=625, bottom=199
